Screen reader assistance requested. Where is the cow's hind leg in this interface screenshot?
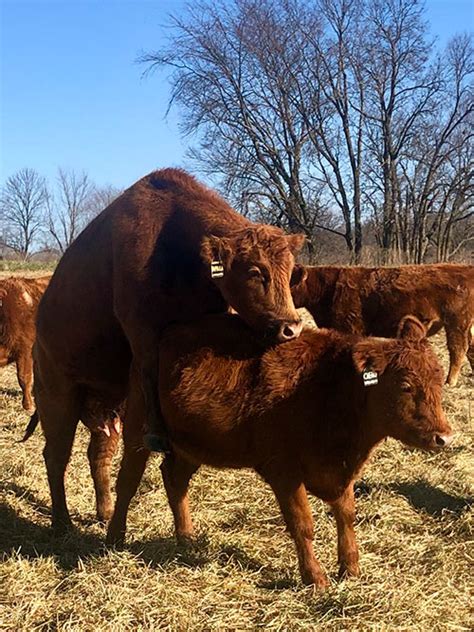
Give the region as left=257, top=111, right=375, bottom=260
left=329, top=484, right=360, bottom=578
left=160, top=453, right=199, bottom=543
left=445, top=323, right=470, bottom=386
left=87, top=429, right=121, bottom=522
left=39, top=393, right=80, bottom=533
left=16, top=352, right=34, bottom=413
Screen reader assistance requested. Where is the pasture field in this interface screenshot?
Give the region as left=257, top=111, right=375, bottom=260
left=0, top=262, right=56, bottom=276
left=0, top=305, right=472, bottom=630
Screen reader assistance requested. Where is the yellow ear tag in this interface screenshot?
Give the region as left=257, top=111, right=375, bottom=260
left=211, top=260, right=224, bottom=278
left=363, top=369, right=378, bottom=386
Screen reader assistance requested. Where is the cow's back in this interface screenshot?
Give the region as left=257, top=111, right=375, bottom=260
left=36, top=168, right=247, bottom=391
left=159, top=316, right=347, bottom=467
left=366, top=264, right=474, bottom=335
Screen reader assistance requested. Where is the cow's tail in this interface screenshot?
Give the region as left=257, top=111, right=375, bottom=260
left=20, top=410, right=40, bottom=442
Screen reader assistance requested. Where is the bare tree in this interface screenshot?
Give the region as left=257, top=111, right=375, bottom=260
left=47, top=168, right=94, bottom=253
left=0, top=168, right=48, bottom=259
left=143, top=0, right=473, bottom=263
left=141, top=0, right=338, bottom=251
left=290, top=0, right=367, bottom=260
left=86, top=184, right=122, bottom=223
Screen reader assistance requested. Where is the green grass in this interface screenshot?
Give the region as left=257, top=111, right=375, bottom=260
left=0, top=260, right=57, bottom=275
left=0, top=326, right=472, bottom=631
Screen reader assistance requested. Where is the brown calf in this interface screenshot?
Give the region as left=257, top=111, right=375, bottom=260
left=0, top=276, right=50, bottom=412
left=292, top=264, right=474, bottom=386
left=34, top=168, right=305, bottom=530
left=106, top=313, right=453, bottom=587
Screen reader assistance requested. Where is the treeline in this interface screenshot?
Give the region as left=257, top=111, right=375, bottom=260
left=142, top=0, right=473, bottom=264
left=0, top=167, right=121, bottom=259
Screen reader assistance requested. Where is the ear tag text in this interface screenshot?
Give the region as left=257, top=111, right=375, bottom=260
left=363, top=369, right=378, bottom=387
left=211, top=260, right=224, bottom=279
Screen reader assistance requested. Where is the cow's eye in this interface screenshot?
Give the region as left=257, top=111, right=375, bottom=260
left=401, top=382, right=412, bottom=393
left=248, top=267, right=262, bottom=279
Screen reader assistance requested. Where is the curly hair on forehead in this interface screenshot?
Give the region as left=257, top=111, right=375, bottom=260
left=389, top=340, right=444, bottom=385
left=231, top=225, right=304, bottom=259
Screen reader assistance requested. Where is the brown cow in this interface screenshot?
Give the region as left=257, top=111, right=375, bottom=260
left=0, top=276, right=50, bottom=412
left=34, top=168, right=305, bottom=531
left=105, top=313, right=453, bottom=588
left=292, top=264, right=474, bottom=386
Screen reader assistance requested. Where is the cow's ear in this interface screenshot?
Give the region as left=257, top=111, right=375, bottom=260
left=352, top=340, right=389, bottom=376
left=397, top=315, right=426, bottom=342
left=286, top=233, right=306, bottom=254
left=290, top=264, right=308, bottom=288
left=200, top=235, right=234, bottom=269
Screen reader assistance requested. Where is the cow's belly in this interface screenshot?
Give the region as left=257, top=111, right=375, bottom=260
left=164, top=405, right=256, bottom=469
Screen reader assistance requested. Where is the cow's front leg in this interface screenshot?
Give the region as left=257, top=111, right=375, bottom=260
left=467, top=324, right=474, bottom=374
left=116, top=318, right=169, bottom=453
left=445, top=323, right=470, bottom=386
left=329, top=484, right=360, bottom=578
left=264, top=470, right=328, bottom=588
left=106, top=374, right=150, bottom=546
left=160, top=452, right=199, bottom=543
left=141, top=359, right=171, bottom=453
left=16, top=352, right=34, bottom=412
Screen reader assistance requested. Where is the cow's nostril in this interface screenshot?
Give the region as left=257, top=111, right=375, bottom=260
left=276, top=320, right=303, bottom=342
left=434, top=433, right=453, bottom=447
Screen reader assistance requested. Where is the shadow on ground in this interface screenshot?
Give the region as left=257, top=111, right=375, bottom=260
left=0, top=386, right=20, bottom=398
left=387, top=480, right=473, bottom=517
left=1, top=482, right=273, bottom=580
left=354, top=478, right=472, bottom=517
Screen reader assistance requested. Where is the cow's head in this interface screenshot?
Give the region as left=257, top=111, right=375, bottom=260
left=201, top=226, right=305, bottom=343
left=353, top=315, right=453, bottom=450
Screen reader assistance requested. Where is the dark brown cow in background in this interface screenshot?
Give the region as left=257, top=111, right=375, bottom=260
left=34, top=168, right=305, bottom=531
left=104, top=313, right=452, bottom=586
left=0, top=276, right=50, bottom=412
left=292, top=264, right=474, bottom=386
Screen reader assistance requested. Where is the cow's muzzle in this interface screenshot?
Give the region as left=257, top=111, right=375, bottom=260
left=431, top=432, right=454, bottom=449
left=276, top=319, right=303, bottom=342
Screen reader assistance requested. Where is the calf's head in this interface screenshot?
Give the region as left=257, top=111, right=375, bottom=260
left=201, top=226, right=306, bottom=343
left=353, top=315, right=453, bottom=450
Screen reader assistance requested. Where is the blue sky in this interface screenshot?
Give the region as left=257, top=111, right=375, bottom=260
left=1, top=0, right=473, bottom=190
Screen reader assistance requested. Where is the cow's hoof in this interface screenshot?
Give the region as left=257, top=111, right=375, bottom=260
left=143, top=433, right=171, bottom=453
left=52, top=519, right=73, bottom=536
left=338, top=562, right=360, bottom=579
left=96, top=504, right=114, bottom=523
left=301, top=571, right=329, bottom=590
left=105, top=529, right=125, bottom=548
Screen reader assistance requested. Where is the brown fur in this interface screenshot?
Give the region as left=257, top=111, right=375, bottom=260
left=34, top=168, right=304, bottom=530
left=292, top=264, right=474, bottom=386
left=105, top=313, right=452, bottom=587
left=0, top=276, right=50, bottom=411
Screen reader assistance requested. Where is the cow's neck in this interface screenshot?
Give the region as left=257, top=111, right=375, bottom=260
left=186, top=202, right=250, bottom=237
left=299, top=267, right=340, bottom=327
left=299, top=355, right=385, bottom=500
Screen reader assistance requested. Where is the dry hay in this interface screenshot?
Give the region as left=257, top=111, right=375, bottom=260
left=0, top=311, right=472, bottom=631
